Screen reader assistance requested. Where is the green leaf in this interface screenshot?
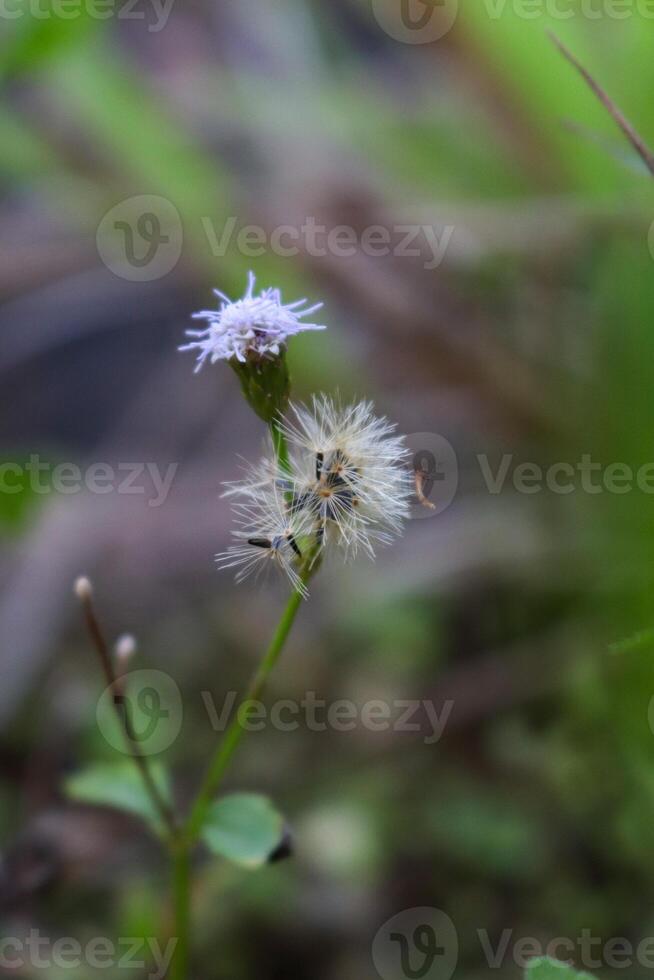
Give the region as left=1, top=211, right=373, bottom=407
left=609, top=627, right=654, bottom=655
left=525, top=958, right=595, bottom=980
left=64, top=761, right=172, bottom=836
left=202, top=793, right=286, bottom=869
left=0, top=458, right=46, bottom=535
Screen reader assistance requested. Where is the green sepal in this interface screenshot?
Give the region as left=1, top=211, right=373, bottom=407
left=230, top=352, right=290, bottom=425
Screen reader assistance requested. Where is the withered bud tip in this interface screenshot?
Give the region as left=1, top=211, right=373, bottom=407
left=74, top=576, right=93, bottom=601
left=115, top=634, right=137, bottom=661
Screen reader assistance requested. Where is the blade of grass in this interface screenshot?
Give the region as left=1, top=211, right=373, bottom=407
left=548, top=30, right=654, bottom=178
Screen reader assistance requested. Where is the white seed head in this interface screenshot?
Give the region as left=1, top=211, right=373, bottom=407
left=216, top=485, right=312, bottom=596
left=219, top=396, right=411, bottom=591
left=280, top=395, right=412, bottom=558
left=74, top=576, right=93, bottom=600
left=180, top=271, right=326, bottom=371
left=222, top=455, right=284, bottom=502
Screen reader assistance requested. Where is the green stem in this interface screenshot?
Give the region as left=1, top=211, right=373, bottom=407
left=269, top=419, right=291, bottom=473
left=170, top=411, right=309, bottom=980
left=184, top=418, right=304, bottom=843
left=170, top=843, right=190, bottom=980
left=185, top=574, right=308, bottom=844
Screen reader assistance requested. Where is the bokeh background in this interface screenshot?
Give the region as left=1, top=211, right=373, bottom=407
left=3, top=3, right=654, bottom=978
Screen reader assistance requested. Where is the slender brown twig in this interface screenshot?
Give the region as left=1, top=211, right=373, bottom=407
left=549, top=31, right=654, bottom=178
left=75, top=579, right=178, bottom=840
